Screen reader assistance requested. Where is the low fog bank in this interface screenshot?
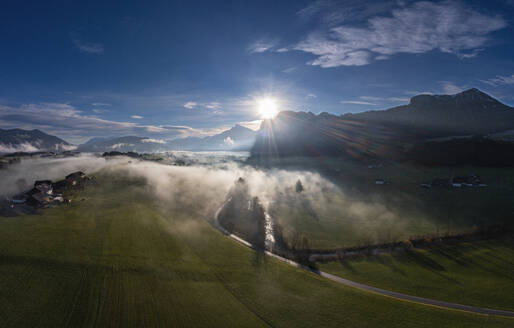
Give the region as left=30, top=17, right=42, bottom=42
left=0, top=143, right=77, bottom=154
left=105, top=158, right=337, bottom=218
left=0, top=142, right=39, bottom=153
left=0, top=153, right=440, bottom=247
left=0, top=154, right=128, bottom=197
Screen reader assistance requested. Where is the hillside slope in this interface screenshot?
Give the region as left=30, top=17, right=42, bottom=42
left=0, top=172, right=509, bottom=327
left=250, top=89, right=514, bottom=164
left=0, top=128, right=73, bottom=153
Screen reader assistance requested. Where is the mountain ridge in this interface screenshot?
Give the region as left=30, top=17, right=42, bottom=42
left=250, top=88, right=514, bottom=164
left=0, top=128, right=73, bottom=154
left=78, top=124, right=257, bottom=152
left=342, top=88, right=514, bottom=137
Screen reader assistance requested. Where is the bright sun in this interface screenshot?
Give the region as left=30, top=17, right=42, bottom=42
left=257, top=98, right=278, bottom=119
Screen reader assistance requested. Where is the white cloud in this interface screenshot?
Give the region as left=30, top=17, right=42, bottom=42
left=282, top=67, right=297, bottom=74
left=375, top=55, right=389, bottom=60
left=360, top=96, right=409, bottom=103
left=238, top=120, right=262, bottom=131
left=341, top=100, right=377, bottom=105
left=359, top=96, right=381, bottom=101
left=404, top=90, right=433, bottom=96
left=481, top=74, right=514, bottom=86
left=72, top=38, right=104, bottom=54
left=131, top=115, right=143, bottom=119
left=457, top=48, right=484, bottom=59
left=387, top=97, right=409, bottom=102
left=111, top=143, right=134, bottom=149
left=297, top=0, right=330, bottom=19
left=223, top=137, right=235, bottom=145
left=297, top=0, right=394, bottom=25
left=293, top=1, right=506, bottom=67
left=440, top=81, right=464, bottom=94
left=92, top=109, right=109, bottom=114
left=0, top=103, right=210, bottom=144
left=184, top=101, right=197, bottom=109
left=92, top=102, right=111, bottom=106
left=0, top=142, right=39, bottom=153
left=142, top=138, right=166, bottom=144
left=204, top=102, right=221, bottom=109
left=248, top=38, right=278, bottom=53
left=306, top=93, right=317, bottom=99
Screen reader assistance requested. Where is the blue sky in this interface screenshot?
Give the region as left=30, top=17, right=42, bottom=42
left=1, top=0, right=513, bottom=143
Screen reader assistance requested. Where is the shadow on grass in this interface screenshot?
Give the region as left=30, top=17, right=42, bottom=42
left=337, top=258, right=358, bottom=274
left=370, top=254, right=406, bottom=276
left=252, top=250, right=267, bottom=269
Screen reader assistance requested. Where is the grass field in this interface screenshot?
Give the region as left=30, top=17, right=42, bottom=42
left=269, top=191, right=438, bottom=249
left=263, top=157, right=514, bottom=249
left=319, top=237, right=514, bottom=311
left=0, top=170, right=513, bottom=327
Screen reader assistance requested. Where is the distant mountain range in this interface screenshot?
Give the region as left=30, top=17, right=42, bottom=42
left=0, top=124, right=257, bottom=154
left=164, top=124, right=257, bottom=151
left=4, top=88, right=514, bottom=164
left=77, top=136, right=167, bottom=153
left=77, top=124, right=257, bottom=152
left=250, top=88, right=514, bottom=165
left=0, top=129, right=74, bottom=154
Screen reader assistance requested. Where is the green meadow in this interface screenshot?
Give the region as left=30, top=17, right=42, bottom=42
left=319, top=237, right=514, bottom=311
left=0, top=171, right=512, bottom=327
left=265, top=158, right=514, bottom=249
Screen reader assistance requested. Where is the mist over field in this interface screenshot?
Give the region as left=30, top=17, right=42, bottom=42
left=1, top=153, right=436, bottom=248
left=0, top=155, right=124, bottom=197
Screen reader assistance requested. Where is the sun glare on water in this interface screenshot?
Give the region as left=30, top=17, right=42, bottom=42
left=258, top=98, right=278, bottom=119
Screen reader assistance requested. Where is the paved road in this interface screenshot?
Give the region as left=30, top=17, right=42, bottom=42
left=212, top=203, right=514, bottom=318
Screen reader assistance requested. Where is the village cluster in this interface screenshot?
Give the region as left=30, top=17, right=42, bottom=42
left=420, top=174, right=487, bottom=188
left=1, top=171, right=95, bottom=216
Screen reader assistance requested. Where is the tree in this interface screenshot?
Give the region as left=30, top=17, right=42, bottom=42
left=295, top=179, right=304, bottom=193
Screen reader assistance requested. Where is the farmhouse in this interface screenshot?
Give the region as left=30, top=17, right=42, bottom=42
left=34, top=180, right=53, bottom=194
left=66, top=171, right=86, bottom=185
left=3, top=171, right=95, bottom=213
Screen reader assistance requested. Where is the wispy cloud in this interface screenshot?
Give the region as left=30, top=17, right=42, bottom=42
left=360, top=95, right=409, bottom=103
left=306, top=93, right=317, bottom=99
left=92, top=102, right=111, bottom=106
left=297, top=0, right=394, bottom=25
left=141, top=138, right=166, bottom=144
left=0, top=103, right=212, bottom=143
left=238, top=120, right=262, bottom=131
left=72, top=38, right=104, bottom=54
left=341, top=100, right=377, bottom=105
left=293, top=1, right=506, bottom=67
left=183, top=101, right=197, bottom=109
left=282, top=67, right=297, bottom=74
left=248, top=38, right=278, bottom=53
left=440, top=81, right=465, bottom=94
left=223, top=136, right=235, bottom=145
left=387, top=97, right=409, bottom=102
left=404, top=90, right=433, bottom=96
left=359, top=96, right=381, bottom=101
left=204, top=102, right=221, bottom=109
left=92, top=108, right=109, bottom=114
left=481, top=74, right=514, bottom=86
left=131, top=115, right=143, bottom=119
left=341, top=95, right=409, bottom=106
